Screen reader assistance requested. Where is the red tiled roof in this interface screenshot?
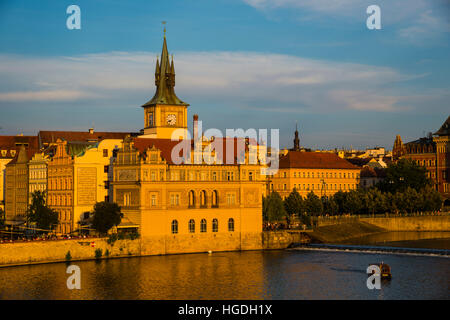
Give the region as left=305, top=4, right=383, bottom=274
left=279, top=151, right=359, bottom=170
left=133, top=137, right=257, bottom=165
left=38, top=131, right=136, bottom=145
left=0, top=135, right=39, bottom=159
left=360, top=166, right=386, bottom=178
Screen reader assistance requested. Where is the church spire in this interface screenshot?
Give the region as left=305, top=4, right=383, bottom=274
left=142, top=29, right=188, bottom=107
left=293, top=121, right=300, bottom=151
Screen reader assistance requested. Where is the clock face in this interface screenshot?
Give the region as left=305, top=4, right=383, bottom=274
left=166, top=114, right=177, bottom=126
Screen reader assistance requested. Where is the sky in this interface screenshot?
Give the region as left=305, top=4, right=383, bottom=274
left=0, top=0, right=449, bottom=150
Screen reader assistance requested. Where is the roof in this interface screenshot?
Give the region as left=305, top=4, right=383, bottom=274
left=279, top=151, right=359, bottom=170
left=434, top=115, right=450, bottom=136
left=360, top=166, right=386, bottom=178
left=142, top=35, right=189, bottom=107
left=346, top=158, right=372, bottom=167
left=133, top=136, right=258, bottom=165
left=0, top=135, right=39, bottom=159
left=38, top=130, right=136, bottom=147
left=7, top=145, right=39, bottom=165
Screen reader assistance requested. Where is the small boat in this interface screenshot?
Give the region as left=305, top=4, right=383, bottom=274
left=369, top=262, right=392, bottom=279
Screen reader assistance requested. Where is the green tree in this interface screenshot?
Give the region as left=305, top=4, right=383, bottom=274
left=304, top=191, right=323, bottom=216
left=27, top=191, right=58, bottom=232
left=420, top=185, right=443, bottom=212
left=333, top=190, right=347, bottom=215
left=283, top=188, right=303, bottom=226
left=92, top=202, right=123, bottom=235
left=263, top=191, right=287, bottom=223
left=377, top=158, right=431, bottom=193
left=343, top=190, right=363, bottom=215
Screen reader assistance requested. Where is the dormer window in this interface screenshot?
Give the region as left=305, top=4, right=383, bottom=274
left=1, top=150, right=6, bottom=157
left=10, top=150, right=16, bottom=157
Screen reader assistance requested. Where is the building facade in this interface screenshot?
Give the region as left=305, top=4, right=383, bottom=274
left=28, top=152, right=49, bottom=204
left=112, top=35, right=266, bottom=254
left=5, top=146, right=30, bottom=225
left=392, top=116, right=450, bottom=203
left=433, top=116, right=450, bottom=202
left=270, top=129, right=361, bottom=199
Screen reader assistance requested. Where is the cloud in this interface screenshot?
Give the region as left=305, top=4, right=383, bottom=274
left=398, top=10, right=450, bottom=43
left=0, top=51, right=435, bottom=115
left=243, top=0, right=449, bottom=42
left=0, top=90, right=98, bottom=102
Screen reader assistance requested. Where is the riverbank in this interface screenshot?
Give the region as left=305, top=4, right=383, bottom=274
left=307, top=221, right=386, bottom=243
left=0, top=231, right=302, bottom=268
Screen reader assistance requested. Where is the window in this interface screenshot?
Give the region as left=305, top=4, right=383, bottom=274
left=104, top=181, right=109, bottom=189
left=200, top=190, right=207, bottom=207
left=226, top=193, right=236, bottom=205
left=201, top=219, right=207, bottom=232
left=227, top=171, right=234, bottom=181
left=189, top=219, right=195, bottom=233
left=212, top=190, right=218, bottom=207
left=124, top=192, right=131, bottom=206
left=104, top=165, right=109, bottom=173
left=151, top=194, right=157, bottom=206
left=283, top=184, right=287, bottom=190
left=189, top=190, right=195, bottom=208
left=148, top=112, right=153, bottom=126
left=249, top=171, right=253, bottom=181
left=212, top=219, right=218, bottom=232
left=170, top=194, right=180, bottom=206
left=228, top=218, right=234, bottom=232
left=283, top=172, right=287, bottom=178
left=212, top=171, right=217, bottom=181
left=171, top=220, right=178, bottom=234
left=103, top=149, right=108, bottom=157
left=151, top=171, right=156, bottom=181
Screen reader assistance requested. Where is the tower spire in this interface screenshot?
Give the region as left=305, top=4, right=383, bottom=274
left=293, top=121, right=300, bottom=151
left=142, top=29, right=189, bottom=107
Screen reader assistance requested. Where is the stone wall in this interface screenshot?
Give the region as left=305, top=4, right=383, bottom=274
left=360, top=215, right=450, bottom=231
left=0, top=238, right=140, bottom=267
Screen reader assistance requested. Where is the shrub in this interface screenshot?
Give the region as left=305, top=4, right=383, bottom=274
left=95, top=248, right=103, bottom=259
left=105, top=249, right=110, bottom=258
left=65, top=251, right=72, bottom=262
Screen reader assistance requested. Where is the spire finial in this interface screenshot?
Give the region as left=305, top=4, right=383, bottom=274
left=162, top=21, right=166, bottom=38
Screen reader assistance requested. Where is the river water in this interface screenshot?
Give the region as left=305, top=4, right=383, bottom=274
left=0, top=232, right=449, bottom=300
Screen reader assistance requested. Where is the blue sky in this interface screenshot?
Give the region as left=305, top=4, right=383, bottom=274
left=0, top=0, right=449, bottom=150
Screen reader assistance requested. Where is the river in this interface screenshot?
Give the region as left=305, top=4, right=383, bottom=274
left=0, top=232, right=449, bottom=300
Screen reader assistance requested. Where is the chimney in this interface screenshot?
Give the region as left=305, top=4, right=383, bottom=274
left=193, top=114, right=199, bottom=142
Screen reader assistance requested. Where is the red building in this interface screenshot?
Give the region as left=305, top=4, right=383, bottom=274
left=392, top=115, right=450, bottom=204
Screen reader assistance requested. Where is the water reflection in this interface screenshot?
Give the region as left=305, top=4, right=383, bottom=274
left=0, top=250, right=448, bottom=300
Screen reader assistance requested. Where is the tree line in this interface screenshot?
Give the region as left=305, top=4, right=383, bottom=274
left=263, top=159, right=443, bottom=226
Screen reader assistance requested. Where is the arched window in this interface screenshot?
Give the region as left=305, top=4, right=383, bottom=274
left=189, top=219, right=195, bottom=233
left=212, top=219, right=218, bottom=233
left=171, top=220, right=178, bottom=234
left=200, top=219, right=207, bottom=233
left=200, top=190, right=207, bottom=207
left=189, top=190, right=195, bottom=208
left=212, top=190, right=218, bottom=207
left=228, top=218, right=234, bottom=232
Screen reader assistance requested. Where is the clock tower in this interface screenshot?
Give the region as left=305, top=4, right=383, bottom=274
left=141, top=32, right=189, bottom=140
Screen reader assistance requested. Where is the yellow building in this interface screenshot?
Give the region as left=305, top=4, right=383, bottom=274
left=270, top=129, right=361, bottom=199
left=28, top=152, right=48, bottom=204
left=47, top=138, right=123, bottom=234
left=5, top=146, right=30, bottom=225
left=0, top=135, right=38, bottom=212
left=112, top=34, right=266, bottom=254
